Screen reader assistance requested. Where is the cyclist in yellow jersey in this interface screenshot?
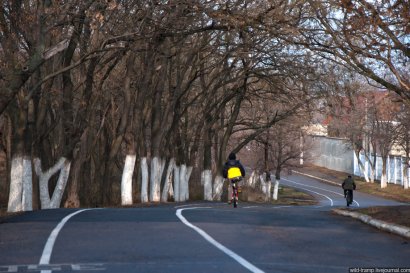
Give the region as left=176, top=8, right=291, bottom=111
left=222, top=153, right=246, bottom=204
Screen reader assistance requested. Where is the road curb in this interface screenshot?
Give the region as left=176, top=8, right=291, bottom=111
left=333, top=208, right=410, bottom=239
left=292, top=170, right=340, bottom=186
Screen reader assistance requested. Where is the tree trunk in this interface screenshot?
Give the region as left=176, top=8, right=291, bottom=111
left=174, top=165, right=180, bottom=202
left=34, top=157, right=71, bottom=209
left=212, top=175, right=224, bottom=201
left=264, top=172, right=272, bottom=201
left=7, top=102, right=32, bottom=212
left=179, top=165, right=192, bottom=202
left=8, top=156, right=24, bottom=212
left=150, top=157, right=163, bottom=202
left=247, top=170, right=257, bottom=188
left=50, top=160, right=71, bottom=208
left=140, top=157, right=149, bottom=203
left=121, top=154, right=136, bottom=206
left=272, top=179, right=280, bottom=200
left=161, top=158, right=175, bottom=202
left=179, top=164, right=187, bottom=202
left=202, top=170, right=213, bottom=201
left=273, top=169, right=281, bottom=200
left=381, top=156, right=388, bottom=188
left=64, top=130, right=89, bottom=208
left=203, top=124, right=213, bottom=201
left=355, top=150, right=370, bottom=182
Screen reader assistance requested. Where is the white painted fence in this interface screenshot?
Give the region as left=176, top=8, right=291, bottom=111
left=310, top=135, right=409, bottom=186
left=353, top=152, right=410, bottom=186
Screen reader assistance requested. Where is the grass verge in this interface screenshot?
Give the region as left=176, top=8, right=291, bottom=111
left=353, top=206, right=410, bottom=228
left=272, top=186, right=318, bottom=206
left=240, top=185, right=318, bottom=206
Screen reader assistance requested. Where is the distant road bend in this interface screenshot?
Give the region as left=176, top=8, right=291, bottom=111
left=0, top=172, right=408, bottom=273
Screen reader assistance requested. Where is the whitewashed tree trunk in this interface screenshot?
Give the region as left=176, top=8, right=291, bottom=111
left=121, top=154, right=136, bottom=206
left=140, top=157, right=149, bottom=203
left=179, top=165, right=187, bottom=201
left=381, top=173, right=388, bottom=188
left=174, top=165, right=180, bottom=202
left=272, top=179, right=280, bottom=200
left=50, top=160, right=71, bottom=208
left=8, top=156, right=33, bottom=212
left=370, top=167, right=375, bottom=183
left=356, top=153, right=370, bottom=182
left=260, top=175, right=266, bottom=195
left=150, top=157, right=163, bottom=202
left=370, top=158, right=376, bottom=183
left=265, top=179, right=271, bottom=201
left=22, top=157, right=33, bottom=211
left=184, top=166, right=193, bottom=201
left=212, top=175, right=224, bottom=201
left=381, top=157, right=388, bottom=188
left=161, top=158, right=175, bottom=202
left=8, top=156, right=24, bottom=212
left=202, top=170, right=213, bottom=201
left=33, top=157, right=71, bottom=209
left=247, top=170, right=257, bottom=188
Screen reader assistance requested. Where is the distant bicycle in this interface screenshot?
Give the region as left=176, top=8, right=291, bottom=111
left=229, top=177, right=242, bottom=208
left=345, top=190, right=353, bottom=207
left=342, top=175, right=356, bottom=207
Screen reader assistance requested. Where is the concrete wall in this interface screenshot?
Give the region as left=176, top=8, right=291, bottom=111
left=309, top=136, right=354, bottom=174
left=309, top=135, right=409, bottom=185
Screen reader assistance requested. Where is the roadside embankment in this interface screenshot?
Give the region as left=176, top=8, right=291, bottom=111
left=333, top=208, right=410, bottom=239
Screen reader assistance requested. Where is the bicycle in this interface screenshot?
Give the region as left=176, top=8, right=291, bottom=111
left=229, top=177, right=242, bottom=208
left=345, top=190, right=353, bottom=207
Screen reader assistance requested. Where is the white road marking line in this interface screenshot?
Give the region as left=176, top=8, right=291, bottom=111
left=282, top=178, right=334, bottom=206
left=283, top=178, right=360, bottom=207
left=39, top=209, right=94, bottom=273
left=176, top=207, right=265, bottom=273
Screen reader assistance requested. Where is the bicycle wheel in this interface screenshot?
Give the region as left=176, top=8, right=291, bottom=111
left=233, top=184, right=237, bottom=208
left=346, top=191, right=352, bottom=207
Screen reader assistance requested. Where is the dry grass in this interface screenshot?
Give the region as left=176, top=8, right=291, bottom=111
left=240, top=185, right=318, bottom=206
left=271, top=186, right=318, bottom=206
left=355, top=206, right=410, bottom=228
left=355, top=182, right=410, bottom=203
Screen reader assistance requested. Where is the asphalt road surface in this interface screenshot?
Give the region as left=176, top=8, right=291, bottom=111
left=0, top=173, right=409, bottom=273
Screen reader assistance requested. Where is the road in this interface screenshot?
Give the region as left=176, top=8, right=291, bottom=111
left=0, top=173, right=409, bottom=273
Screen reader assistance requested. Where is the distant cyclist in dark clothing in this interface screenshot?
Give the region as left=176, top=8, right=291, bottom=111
left=223, top=153, right=246, bottom=204
left=342, top=175, right=356, bottom=204
left=223, top=153, right=246, bottom=180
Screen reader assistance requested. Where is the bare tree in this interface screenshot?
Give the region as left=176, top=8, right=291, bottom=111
left=397, top=105, right=410, bottom=189
left=297, top=0, right=410, bottom=102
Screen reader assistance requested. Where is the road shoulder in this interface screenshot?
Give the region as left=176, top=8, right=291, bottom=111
left=333, top=208, right=410, bottom=239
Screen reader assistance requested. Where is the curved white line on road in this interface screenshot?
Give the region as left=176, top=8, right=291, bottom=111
left=176, top=207, right=265, bottom=273
left=282, top=178, right=334, bottom=206
left=283, top=178, right=360, bottom=207
left=39, top=209, right=94, bottom=273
